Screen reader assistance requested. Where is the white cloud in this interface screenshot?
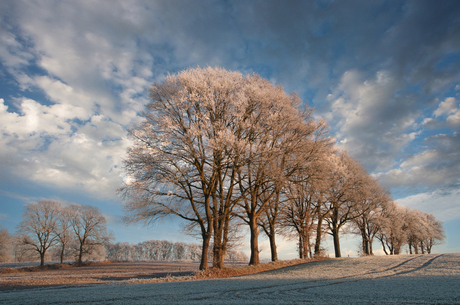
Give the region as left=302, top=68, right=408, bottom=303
left=328, top=70, right=419, bottom=172
left=397, top=189, right=460, bottom=222
left=0, top=2, right=156, bottom=198
left=400, top=150, right=438, bottom=169
left=434, top=97, right=457, bottom=117
left=0, top=96, right=132, bottom=198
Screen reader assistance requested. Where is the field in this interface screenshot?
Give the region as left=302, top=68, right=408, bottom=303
left=1, top=253, right=459, bottom=304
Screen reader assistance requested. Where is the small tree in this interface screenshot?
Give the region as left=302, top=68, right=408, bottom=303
left=423, top=213, right=445, bottom=253
left=0, top=227, right=12, bottom=262
left=55, top=206, right=73, bottom=264
left=376, top=201, right=407, bottom=255
left=69, top=204, right=112, bottom=264
left=16, top=200, right=61, bottom=266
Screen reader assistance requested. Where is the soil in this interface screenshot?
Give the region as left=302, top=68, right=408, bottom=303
left=0, top=261, right=204, bottom=290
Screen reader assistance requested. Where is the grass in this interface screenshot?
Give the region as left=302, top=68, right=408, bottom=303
left=193, top=257, right=330, bottom=280
left=122, top=257, right=331, bottom=285
left=0, top=257, right=330, bottom=288
left=0, top=260, right=116, bottom=274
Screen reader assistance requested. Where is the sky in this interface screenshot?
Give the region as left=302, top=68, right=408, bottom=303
left=1, top=0, right=459, bottom=260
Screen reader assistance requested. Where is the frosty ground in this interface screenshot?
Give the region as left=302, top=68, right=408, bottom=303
left=1, top=253, right=459, bottom=304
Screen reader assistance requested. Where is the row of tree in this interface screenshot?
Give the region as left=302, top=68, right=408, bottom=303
left=0, top=200, right=112, bottom=266
left=120, top=67, right=445, bottom=270
left=374, top=201, right=445, bottom=256
left=105, top=240, right=248, bottom=263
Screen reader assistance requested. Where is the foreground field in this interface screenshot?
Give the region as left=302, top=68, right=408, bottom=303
left=1, top=253, right=459, bottom=304
left=0, top=261, right=203, bottom=288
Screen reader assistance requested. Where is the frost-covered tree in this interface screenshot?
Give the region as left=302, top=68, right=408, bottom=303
left=55, top=206, right=73, bottom=264
left=324, top=150, right=369, bottom=258
left=405, top=210, right=445, bottom=254
left=352, top=177, right=391, bottom=256
left=260, top=123, right=331, bottom=261
left=376, top=201, right=407, bottom=255
left=121, top=67, right=327, bottom=267
left=375, top=202, right=445, bottom=255
left=0, top=227, right=12, bottom=262
left=121, top=67, right=248, bottom=269
left=234, top=76, right=328, bottom=265
left=279, top=163, right=325, bottom=259
left=423, top=213, right=445, bottom=253
left=68, top=204, right=112, bottom=264
left=16, top=200, right=61, bottom=266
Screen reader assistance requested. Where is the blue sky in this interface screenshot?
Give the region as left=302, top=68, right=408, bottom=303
left=1, top=0, right=459, bottom=259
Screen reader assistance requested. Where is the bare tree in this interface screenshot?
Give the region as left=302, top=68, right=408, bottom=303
left=121, top=67, right=332, bottom=267
left=324, top=150, right=368, bottom=258
left=0, top=227, right=12, bottom=262
left=404, top=210, right=445, bottom=254
left=68, top=204, right=112, bottom=264
left=16, top=200, right=61, bottom=266
left=258, top=189, right=285, bottom=261
left=235, top=77, right=328, bottom=265
left=376, top=201, right=407, bottom=255
left=352, top=177, right=391, bottom=256
left=55, top=206, right=73, bottom=264
left=423, top=213, right=445, bottom=253
left=121, top=67, right=248, bottom=269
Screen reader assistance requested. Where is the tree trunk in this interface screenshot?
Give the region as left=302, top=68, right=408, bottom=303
left=298, top=235, right=303, bottom=259
left=332, top=226, right=341, bottom=258
left=40, top=251, right=45, bottom=267
left=219, top=215, right=230, bottom=268
left=200, top=233, right=211, bottom=270
left=269, top=232, right=278, bottom=262
left=380, top=239, right=388, bottom=255
left=306, top=233, right=312, bottom=258
left=314, top=215, right=323, bottom=256
left=78, top=244, right=84, bottom=264
left=60, top=245, right=65, bottom=264
left=249, top=216, right=260, bottom=265
left=213, top=222, right=223, bottom=268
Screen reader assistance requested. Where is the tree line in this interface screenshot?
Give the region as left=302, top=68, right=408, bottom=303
left=0, top=200, right=111, bottom=266
left=120, top=66, right=445, bottom=270
left=106, top=240, right=248, bottom=263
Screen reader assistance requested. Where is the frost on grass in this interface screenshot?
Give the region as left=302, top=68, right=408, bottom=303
left=1, top=254, right=460, bottom=304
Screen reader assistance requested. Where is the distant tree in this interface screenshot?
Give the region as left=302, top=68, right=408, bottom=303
left=12, top=236, right=38, bottom=262
left=405, top=210, right=445, bottom=254
left=376, top=201, right=407, bottom=255
left=16, top=200, right=61, bottom=266
left=423, top=213, right=445, bottom=253
left=351, top=177, right=391, bottom=256
left=174, top=242, right=187, bottom=260
left=405, top=208, right=425, bottom=254
left=68, top=204, right=112, bottom=264
left=55, top=206, right=73, bottom=264
left=0, top=227, right=12, bottom=262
